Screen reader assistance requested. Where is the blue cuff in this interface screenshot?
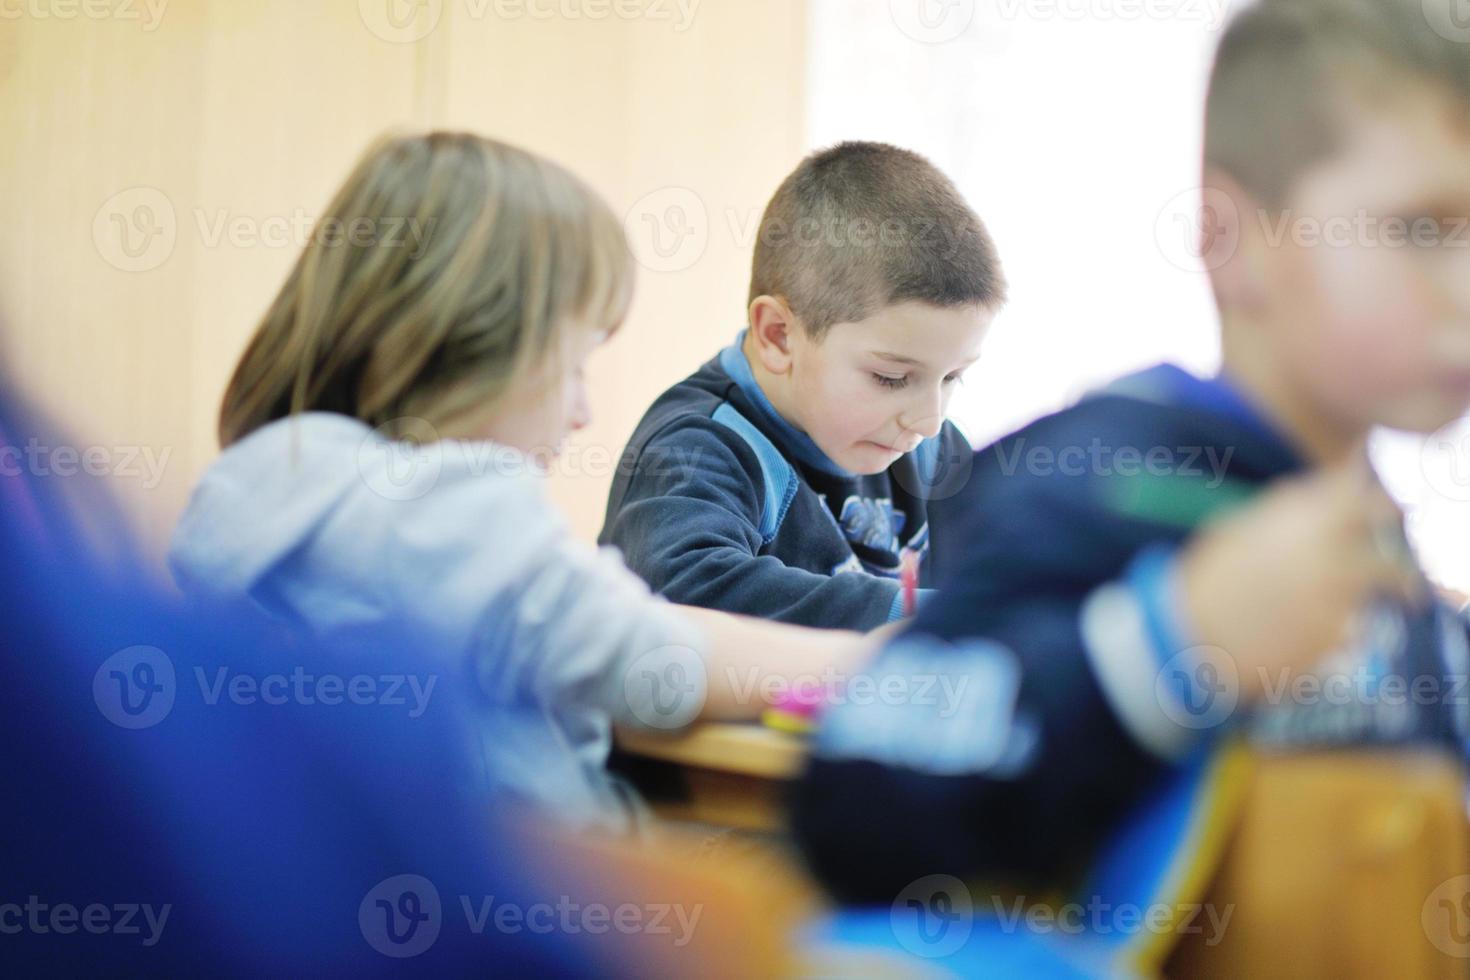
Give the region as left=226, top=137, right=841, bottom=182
left=886, top=586, right=938, bottom=622
left=1081, top=547, right=1225, bottom=760
left=1125, top=546, right=1194, bottom=667
left=1124, top=545, right=1215, bottom=715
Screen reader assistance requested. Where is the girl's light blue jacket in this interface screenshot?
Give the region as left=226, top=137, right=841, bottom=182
left=169, top=412, right=709, bottom=831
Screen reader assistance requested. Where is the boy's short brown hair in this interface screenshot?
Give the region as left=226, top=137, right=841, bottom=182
left=748, top=141, right=1006, bottom=339
left=1206, top=0, right=1470, bottom=208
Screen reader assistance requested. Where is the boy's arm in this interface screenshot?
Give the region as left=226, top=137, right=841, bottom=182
left=602, top=419, right=905, bottom=629
left=790, top=556, right=1190, bottom=903
left=380, top=464, right=876, bottom=735
left=788, top=424, right=1198, bottom=902
left=791, top=442, right=1419, bottom=903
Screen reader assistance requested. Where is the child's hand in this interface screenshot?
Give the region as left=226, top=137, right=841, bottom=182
left=1435, top=584, right=1469, bottom=610
left=865, top=618, right=907, bottom=641
left=1177, top=452, right=1425, bottom=701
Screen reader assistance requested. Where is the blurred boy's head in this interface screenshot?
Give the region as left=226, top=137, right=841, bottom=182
left=744, top=141, right=1006, bottom=474
left=1204, top=0, right=1470, bottom=448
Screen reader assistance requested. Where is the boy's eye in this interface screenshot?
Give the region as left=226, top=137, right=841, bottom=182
left=872, top=373, right=909, bottom=390
left=943, top=373, right=964, bottom=386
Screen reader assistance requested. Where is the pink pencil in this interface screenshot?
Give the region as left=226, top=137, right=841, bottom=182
left=900, top=550, right=919, bottom=618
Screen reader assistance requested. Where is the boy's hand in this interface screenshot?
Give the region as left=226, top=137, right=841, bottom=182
left=1436, top=584, right=1469, bottom=610
left=865, top=618, right=907, bottom=642
left=1177, top=453, right=1425, bottom=701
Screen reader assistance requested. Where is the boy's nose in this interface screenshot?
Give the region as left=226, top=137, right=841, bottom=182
left=897, top=409, right=943, bottom=441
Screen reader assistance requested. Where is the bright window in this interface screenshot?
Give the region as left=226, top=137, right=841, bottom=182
left=807, top=0, right=1470, bottom=592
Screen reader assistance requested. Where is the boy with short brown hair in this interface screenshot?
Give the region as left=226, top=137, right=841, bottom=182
left=602, top=142, right=1005, bottom=628
left=795, top=0, right=1470, bottom=911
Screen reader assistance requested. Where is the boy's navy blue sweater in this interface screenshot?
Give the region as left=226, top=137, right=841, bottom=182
left=791, top=364, right=1470, bottom=904
left=599, top=332, right=973, bottom=629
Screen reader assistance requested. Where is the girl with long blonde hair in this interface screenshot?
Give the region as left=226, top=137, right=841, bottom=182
left=171, top=132, right=871, bottom=830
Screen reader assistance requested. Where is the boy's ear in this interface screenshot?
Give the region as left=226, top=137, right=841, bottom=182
left=1202, top=169, right=1268, bottom=317
left=747, top=295, right=798, bottom=375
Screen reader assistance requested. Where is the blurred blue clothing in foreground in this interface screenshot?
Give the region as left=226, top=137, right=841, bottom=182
left=0, top=389, right=599, bottom=975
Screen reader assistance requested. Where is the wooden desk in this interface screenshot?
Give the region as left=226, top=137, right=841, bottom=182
left=1169, top=750, right=1468, bottom=979
left=614, top=723, right=804, bottom=831
left=618, top=727, right=1469, bottom=976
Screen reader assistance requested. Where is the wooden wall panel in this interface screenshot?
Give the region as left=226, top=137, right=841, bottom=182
left=0, top=0, right=806, bottom=559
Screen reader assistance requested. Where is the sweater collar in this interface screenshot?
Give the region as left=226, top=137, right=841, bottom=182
left=717, top=331, right=854, bottom=478
left=1096, top=362, right=1301, bottom=465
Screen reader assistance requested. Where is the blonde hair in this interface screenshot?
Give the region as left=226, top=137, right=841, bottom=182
left=219, top=131, right=632, bottom=447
